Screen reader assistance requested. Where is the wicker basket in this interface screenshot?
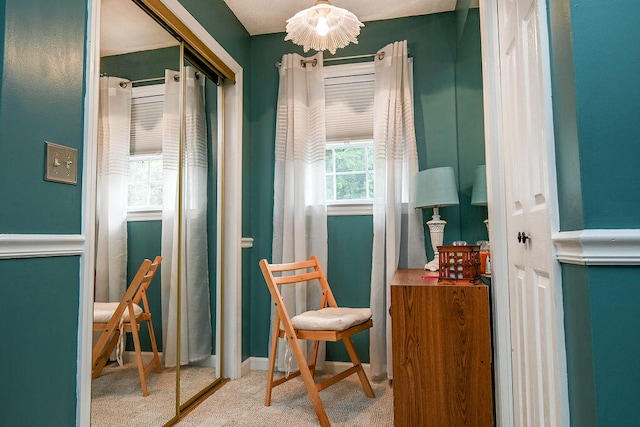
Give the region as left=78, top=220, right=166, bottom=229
left=438, top=245, right=481, bottom=284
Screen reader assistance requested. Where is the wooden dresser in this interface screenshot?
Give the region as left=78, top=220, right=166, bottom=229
left=391, top=269, right=493, bottom=426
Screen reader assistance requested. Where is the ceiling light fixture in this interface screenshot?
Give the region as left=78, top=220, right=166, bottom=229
left=285, top=0, right=364, bottom=55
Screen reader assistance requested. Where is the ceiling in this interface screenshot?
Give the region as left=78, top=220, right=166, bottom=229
left=223, top=0, right=461, bottom=36
left=101, top=0, right=477, bottom=57
left=101, top=0, right=178, bottom=57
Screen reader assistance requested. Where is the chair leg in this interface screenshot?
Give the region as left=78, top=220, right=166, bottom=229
left=130, top=318, right=149, bottom=397
left=146, top=317, right=162, bottom=373
left=265, top=313, right=281, bottom=406
left=288, top=335, right=331, bottom=427
left=343, top=336, right=375, bottom=398
left=309, top=340, right=320, bottom=377
left=92, top=332, right=120, bottom=379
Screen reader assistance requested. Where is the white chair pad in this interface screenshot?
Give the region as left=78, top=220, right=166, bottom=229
left=93, top=302, right=143, bottom=323
left=291, top=307, right=372, bottom=331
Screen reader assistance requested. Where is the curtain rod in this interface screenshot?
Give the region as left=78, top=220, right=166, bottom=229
left=120, top=75, right=181, bottom=88
left=100, top=74, right=186, bottom=88
left=276, top=51, right=387, bottom=68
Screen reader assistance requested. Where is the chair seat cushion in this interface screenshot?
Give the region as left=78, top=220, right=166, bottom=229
left=93, top=302, right=143, bottom=323
left=291, top=307, right=372, bottom=331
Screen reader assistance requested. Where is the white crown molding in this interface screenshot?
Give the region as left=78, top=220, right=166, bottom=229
left=553, top=229, right=640, bottom=265
left=0, top=234, right=85, bottom=259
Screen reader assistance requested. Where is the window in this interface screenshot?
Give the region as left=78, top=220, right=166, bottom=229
left=128, top=85, right=164, bottom=216
left=325, top=141, right=374, bottom=202
left=324, top=62, right=375, bottom=213
left=128, top=155, right=163, bottom=208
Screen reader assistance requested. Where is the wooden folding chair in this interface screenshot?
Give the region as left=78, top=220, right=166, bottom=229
left=92, top=256, right=163, bottom=396
left=259, top=256, right=375, bottom=426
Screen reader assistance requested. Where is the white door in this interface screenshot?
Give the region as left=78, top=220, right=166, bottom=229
left=497, top=0, right=569, bottom=425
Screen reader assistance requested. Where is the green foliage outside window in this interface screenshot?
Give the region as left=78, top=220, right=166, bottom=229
left=326, top=143, right=374, bottom=202
left=128, top=156, right=163, bottom=208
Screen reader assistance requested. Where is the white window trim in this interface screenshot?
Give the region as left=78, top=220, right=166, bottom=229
left=127, top=209, right=163, bottom=222
left=327, top=202, right=372, bottom=216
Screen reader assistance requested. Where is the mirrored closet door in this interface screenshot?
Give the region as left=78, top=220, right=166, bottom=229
left=91, top=0, right=226, bottom=424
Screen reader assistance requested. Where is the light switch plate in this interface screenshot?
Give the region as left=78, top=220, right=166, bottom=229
left=45, top=141, right=78, bottom=185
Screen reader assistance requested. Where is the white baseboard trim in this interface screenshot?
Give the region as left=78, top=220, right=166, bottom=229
left=0, top=234, right=84, bottom=259
left=122, top=350, right=161, bottom=365
left=122, top=351, right=216, bottom=368
left=553, top=229, right=640, bottom=265
left=240, top=357, right=372, bottom=378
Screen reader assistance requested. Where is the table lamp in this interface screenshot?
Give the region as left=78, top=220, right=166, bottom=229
left=414, top=167, right=459, bottom=271
left=471, top=164, right=489, bottom=233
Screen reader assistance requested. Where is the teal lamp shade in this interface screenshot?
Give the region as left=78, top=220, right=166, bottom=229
left=471, top=165, right=487, bottom=206
left=414, top=167, right=459, bottom=208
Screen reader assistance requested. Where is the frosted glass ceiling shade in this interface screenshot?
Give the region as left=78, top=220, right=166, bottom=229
left=471, top=164, right=487, bottom=206
left=414, top=167, right=459, bottom=208
left=285, top=0, right=364, bottom=55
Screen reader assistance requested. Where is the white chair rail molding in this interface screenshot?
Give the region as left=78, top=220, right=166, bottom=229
left=553, top=229, right=640, bottom=265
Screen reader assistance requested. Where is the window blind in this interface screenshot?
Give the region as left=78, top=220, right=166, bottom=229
left=130, top=86, right=164, bottom=156
left=324, top=63, right=374, bottom=143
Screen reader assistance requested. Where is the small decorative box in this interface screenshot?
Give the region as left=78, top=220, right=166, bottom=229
left=438, top=245, right=481, bottom=284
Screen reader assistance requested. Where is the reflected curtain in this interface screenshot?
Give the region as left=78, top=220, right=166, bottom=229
left=95, top=76, right=132, bottom=303
left=271, top=52, right=328, bottom=371
left=370, top=41, right=426, bottom=380
left=161, top=67, right=212, bottom=367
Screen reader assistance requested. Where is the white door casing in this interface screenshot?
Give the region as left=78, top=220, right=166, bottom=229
left=496, top=0, right=569, bottom=425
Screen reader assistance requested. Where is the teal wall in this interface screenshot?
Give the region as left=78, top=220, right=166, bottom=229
left=0, top=257, right=81, bottom=426
left=11, top=0, right=640, bottom=423
left=325, top=215, right=374, bottom=361
left=247, top=12, right=486, bottom=361
left=0, top=0, right=86, bottom=425
left=126, top=221, right=163, bottom=351
left=0, top=0, right=86, bottom=233
left=455, top=9, right=488, bottom=247
left=548, top=0, right=640, bottom=425
left=569, top=0, right=640, bottom=230
left=0, top=0, right=247, bottom=423
left=101, top=46, right=181, bottom=81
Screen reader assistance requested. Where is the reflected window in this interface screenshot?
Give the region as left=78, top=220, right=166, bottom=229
left=128, top=84, right=164, bottom=211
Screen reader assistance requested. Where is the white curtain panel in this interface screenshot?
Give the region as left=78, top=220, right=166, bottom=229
left=271, top=51, right=328, bottom=371
left=370, top=41, right=427, bottom=380
left=161, top=67, right=212, bottom=367
left=95, top=76, right=132, bottom=303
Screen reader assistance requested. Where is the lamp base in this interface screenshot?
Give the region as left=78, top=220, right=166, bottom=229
left=425, top=258, right=439, bottom=272
left=425, top=210, right=446, bottom=272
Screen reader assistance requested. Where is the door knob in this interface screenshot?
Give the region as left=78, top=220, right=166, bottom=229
left=517, top=231, right=529, bottom=244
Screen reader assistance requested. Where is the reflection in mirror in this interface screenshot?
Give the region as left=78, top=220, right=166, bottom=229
left=90, top=0, right=181, bottom=425
left=175, top=57, right=221, bottom=408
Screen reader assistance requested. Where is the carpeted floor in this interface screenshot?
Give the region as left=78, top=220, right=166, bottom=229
left=91, top=362, right=217, bottom=426
left=177, top=370, right=394, bottom=426
left=91, top=364, right=393, bottom=426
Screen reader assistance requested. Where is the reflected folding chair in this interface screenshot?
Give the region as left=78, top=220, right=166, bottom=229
left=259, top=255, right=375, bottom=427
left=92, top=256, right=163, bottom=396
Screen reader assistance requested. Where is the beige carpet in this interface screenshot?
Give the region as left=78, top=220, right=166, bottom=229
left=91, top=362, right=217, bottom=426
left=177, top=370, right=394, bottom=426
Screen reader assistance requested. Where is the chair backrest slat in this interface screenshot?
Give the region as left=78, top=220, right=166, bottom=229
left=133, top=256, right=162, bottom=306
left=266, top=258, right=317, bottom=272
left=272, top=270, right=322, bottom=285
left=260, top=256, right=337, bottom=314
